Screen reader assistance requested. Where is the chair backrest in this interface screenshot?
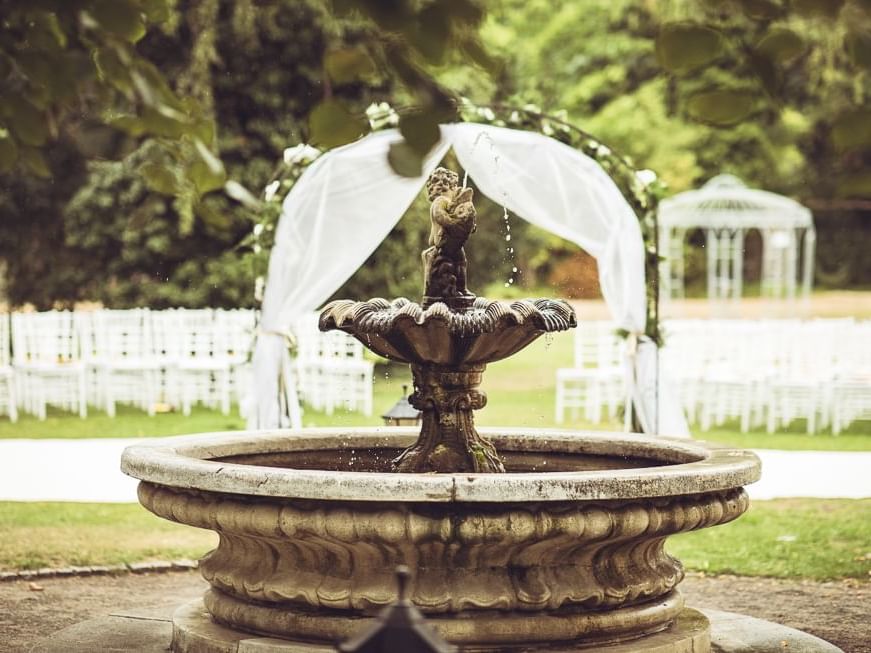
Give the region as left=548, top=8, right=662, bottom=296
left=216, top=309, right=258, bottom=364
left=149, top=309, right=181, bottom=362
left=321, top=331, right=364, bottom=361
left=574, top=321, right=622, bottom=369
left=93, top=308, right=154, bottom=362
left=11, top=310, right=81, bottom=364
left=175, top=309, right=226, bottom=361
left=292, top=313, right=324, bottom=362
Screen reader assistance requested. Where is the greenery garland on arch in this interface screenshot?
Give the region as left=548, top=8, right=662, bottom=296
left=244, top=100, right=666, bottom=346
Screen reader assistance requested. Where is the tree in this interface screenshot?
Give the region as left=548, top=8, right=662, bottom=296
left=0, top=0, right=497, bottom=307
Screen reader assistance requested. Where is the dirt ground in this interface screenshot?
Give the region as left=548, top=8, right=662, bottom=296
left=0, top=571, right=868, bottom=653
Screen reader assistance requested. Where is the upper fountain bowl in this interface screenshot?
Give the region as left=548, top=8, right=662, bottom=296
left=319, top=296, right=576, bottom=367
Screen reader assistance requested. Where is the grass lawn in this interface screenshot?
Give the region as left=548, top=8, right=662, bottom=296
left=0, top=330, right=868, bottom=450
left=1, top=499, right=868, bottom=580
left=668, top=498, right=871, bottom=580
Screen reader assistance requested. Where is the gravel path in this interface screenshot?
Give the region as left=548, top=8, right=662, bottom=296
left=1, top=571, right=867, bottom=652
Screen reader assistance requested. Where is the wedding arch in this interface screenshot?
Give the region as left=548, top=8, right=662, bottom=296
left=249, top=107, right=689, bottom=438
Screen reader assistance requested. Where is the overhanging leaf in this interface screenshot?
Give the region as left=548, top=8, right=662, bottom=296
left=0, top=133, right=18, bottom=173
left=387, top=141, right=423, bottom=177
left=308, top=99, right=367, bottom=149
left=399, top=111, right=441, bottom=154
left=413, top=5, right=451, bottom=64
left=845, top=31, right=871, bottom=70
left=190, top=161, right=225, bottom=193
left=756, top=28, right=805, bottom=62
left=141, top=106, right=187, bottom=139
left=325, top=47, right=375, bottom=84
left=94, top=48, right=134, bottom=95
left=18, top=145, right=50, bottom=177
left=25, top=11, right=67, bottom=50
left=831, top=108, right=871, bottom=151
left=17, top=53, right=55, bottom=89
left=90, top=0, right=147, bottom=42
left=686, top=89, right=756, bottom=126
left=196, top=200, right=233, bottom=232
left=656, top=23, right=724, bottom=75
left=3, top=95, right=48, bottom=146
left=141, top=0, right=172, bottom=23
left=748, top=52, right=781, bottom=96
left=139, top=162, right=179, bottom=195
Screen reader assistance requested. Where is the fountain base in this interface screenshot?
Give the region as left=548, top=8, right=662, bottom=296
left=173, top=599, right=712, bottom=652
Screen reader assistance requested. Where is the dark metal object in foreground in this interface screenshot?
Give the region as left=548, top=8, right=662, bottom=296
left=338, top=566, right=456, bottom=653
left=320, top=167, right=577, bottom=473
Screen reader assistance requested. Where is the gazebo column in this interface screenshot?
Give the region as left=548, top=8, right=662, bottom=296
left=801, top=227, right=816, bottom=314
left=731, top=228, right=744, bottom=306
left=705, top=228, right=718, bottom=309
left=786, top=229, right=798, bottom=305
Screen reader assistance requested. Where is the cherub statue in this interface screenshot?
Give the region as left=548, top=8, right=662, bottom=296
left=422, top=167, right=477, bottom=309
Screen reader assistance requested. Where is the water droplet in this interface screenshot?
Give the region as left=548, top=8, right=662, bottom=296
left=508, top=278, right=514, bottom=284
left=504, top=282, right=510, bottom=288
left=505, top=235, right=511, bottom=241
left=512, top=267, right=518, bottom=273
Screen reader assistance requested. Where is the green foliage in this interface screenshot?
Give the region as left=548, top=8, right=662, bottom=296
left=461, top=0, right=871, bottom=290
left=655, top=23, right=724, bottom=75
left=0, top=0, right=395, bottom=308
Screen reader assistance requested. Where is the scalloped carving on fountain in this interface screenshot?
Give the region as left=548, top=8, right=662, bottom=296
left=141, top=482, right=747, bottom=616
left=320, top=297, right=577, bottom=366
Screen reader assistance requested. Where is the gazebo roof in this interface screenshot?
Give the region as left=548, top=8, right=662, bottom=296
left=659, top=174, right=813, bottom=230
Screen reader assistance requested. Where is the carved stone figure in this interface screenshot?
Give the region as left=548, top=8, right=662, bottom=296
left=422, top=167, right=477, bottom=310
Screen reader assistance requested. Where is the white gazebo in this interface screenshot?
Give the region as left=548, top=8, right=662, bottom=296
left=249, top=123, right=689, bottom=437
left=658, top=174, right=815, bottom=314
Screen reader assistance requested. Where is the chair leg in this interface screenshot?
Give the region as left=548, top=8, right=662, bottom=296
left=221, top=371, right=231, bottom=416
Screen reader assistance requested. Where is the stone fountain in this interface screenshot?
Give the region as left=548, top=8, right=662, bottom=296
left=121, top=167, right=762, bottom=652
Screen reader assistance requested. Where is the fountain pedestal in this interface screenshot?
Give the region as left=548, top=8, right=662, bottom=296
left=395, top=364, right=503, bottom=473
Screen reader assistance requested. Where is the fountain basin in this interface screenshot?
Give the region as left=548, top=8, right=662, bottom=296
left=122, top=428, right=759, bottom=651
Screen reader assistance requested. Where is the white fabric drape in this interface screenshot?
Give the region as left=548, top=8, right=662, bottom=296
left=249, top=123, right=689, bottom=437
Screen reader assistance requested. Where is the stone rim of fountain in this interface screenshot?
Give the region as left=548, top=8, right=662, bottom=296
left=121, top=427, right=760, bottom=502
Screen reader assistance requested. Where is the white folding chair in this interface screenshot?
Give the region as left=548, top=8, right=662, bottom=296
left=292, top=313, right=373, bottom=416
left=216, top=308, right=258, bottom=416
left=555, top=321, right=624, bottom=425
left=12, top=311, right=87, bottom=418
left=90, top=309, right=161, bottom=417
left=174, top=309, right=232, bottom=416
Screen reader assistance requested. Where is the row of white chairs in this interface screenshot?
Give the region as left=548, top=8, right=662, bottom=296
left=664, top=318, right=871, bottom=434
left=0, top=309, right=257, bottom=420
left=555, top=318, right=871, bottom=435
left=291, top=314, right=374, bottom=417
